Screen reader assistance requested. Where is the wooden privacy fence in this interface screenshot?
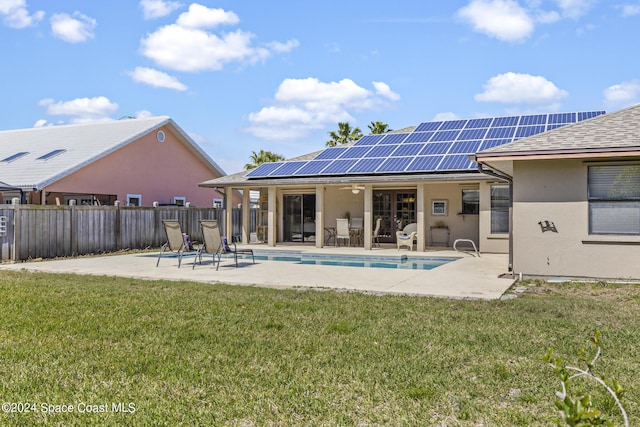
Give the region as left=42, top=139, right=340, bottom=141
left=0, top=204, right=256, bottom=262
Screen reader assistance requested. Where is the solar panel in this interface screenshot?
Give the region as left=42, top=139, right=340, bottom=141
left=353, top=134, right=385, bottom=146
left=248, top=111, right=606, bottom=179
left=269, top=161, right=307, bottom=176
left=414, top=121, right=442, bottom=132
left=405, top=132, right=434, bottom=143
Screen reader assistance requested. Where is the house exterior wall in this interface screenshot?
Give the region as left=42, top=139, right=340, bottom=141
left=43, top=125, right=230, bottom=207
left=512, top=159, right=640, bottom=280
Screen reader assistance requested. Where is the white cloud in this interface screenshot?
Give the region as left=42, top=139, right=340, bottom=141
left=134, top=110, right=154, bottom=118
left=140, top=4, right=297, bottom=72
left=50, top=11, right=96, bottom=43
left=456, top=0, right=534, bottom=42
left=245, top=78, right=399, bottom=141
left=373, top=81, right=400, bottom=101
left=553, top=0, right=596, bottom=19
left=619, top=3, right=640, bottom=16
left=0, top=0, right=44, bottom=28
left=139, top=0, right=181, bottom=20
left=433, top=112, right=461, bottom=121
left=128, top=67, right=188, bottom=91
left=603, top=80, right=640, bottom=108
left=475, top=72, right=568, bottom=106
left=175, top=3, right=238, bottom=29
left=38, top=96, right=118, bottom=122
left=33, top=119, right=48, bottom=127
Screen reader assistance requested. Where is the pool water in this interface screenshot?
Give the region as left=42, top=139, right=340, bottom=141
left=249, top=251, right=457, bottom=270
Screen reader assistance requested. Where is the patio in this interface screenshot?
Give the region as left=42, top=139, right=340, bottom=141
left=0, top=245, right=515, bottom=300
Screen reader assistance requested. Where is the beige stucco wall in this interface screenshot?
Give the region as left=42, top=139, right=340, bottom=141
left=44, top=125, right=227, bottom=207
left=479, top=181, right=510, bottom=253
left=512, top=159, right=640, bottom=280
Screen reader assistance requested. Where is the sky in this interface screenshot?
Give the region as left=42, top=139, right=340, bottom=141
left=1, top=0, right=639, bottom=174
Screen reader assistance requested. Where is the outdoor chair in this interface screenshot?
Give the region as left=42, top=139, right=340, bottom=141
left=372, top=217, right=382, bottom=247
left=336, top=218, right=350, bottom=247
left=350, top=217, right=363, bottom=245
left=396, top=223, right=418, bottom=251
left=157, top=219, right=192, bottom=267
left=193, top=220, right=254, bottom=270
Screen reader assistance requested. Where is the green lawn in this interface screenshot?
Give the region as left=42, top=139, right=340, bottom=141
left=0, top=271, right=638, bottom=426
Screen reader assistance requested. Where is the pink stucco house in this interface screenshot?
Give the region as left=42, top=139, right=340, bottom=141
left=0, top=116, right=237, bottom=207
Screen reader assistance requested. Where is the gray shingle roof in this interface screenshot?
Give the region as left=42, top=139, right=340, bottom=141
left=0, top=116, right=225, bottom=190
left=477, top=103, right=640, bottom=156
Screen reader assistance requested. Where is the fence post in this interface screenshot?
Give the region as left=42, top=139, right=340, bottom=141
left=69, top=199, right=77, bottom=256
left=11, top=198, right=20, bottom=262
left=115, top=201, right=122, bottom=251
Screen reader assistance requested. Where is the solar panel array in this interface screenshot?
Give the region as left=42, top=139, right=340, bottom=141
left=246, top=111, right=605, bottom=179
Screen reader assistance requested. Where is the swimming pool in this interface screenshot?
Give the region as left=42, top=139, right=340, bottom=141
left=248, top=251, right=458, bottom=270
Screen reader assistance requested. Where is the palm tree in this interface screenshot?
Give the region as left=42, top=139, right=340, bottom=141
left=368, top=121, right=392, bottom=134
left=326, top=122, right=363, bottom=147
left=244, top=149, right=285, bottom=170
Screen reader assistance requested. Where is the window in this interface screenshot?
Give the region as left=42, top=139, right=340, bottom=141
left=461, top=189, right=479, bottom=214
left=491, top=184, right=510, bottom=234
left=588, top=165, right=640, bottom=235
left=37, top=149, right=66, bottom=160
left=2, top=152, right=29, bottom=162
left=172, top=197, right=186, bottom=206
left=213, top=198, right=223, bottom=208
left=127, top=194, right=142, bottom=206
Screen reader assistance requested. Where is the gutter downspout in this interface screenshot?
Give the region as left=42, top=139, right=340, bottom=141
left=477, top=163, right=514, bottom=273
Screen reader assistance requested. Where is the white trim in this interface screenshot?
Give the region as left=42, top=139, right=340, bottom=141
left=127, top=194, right=142, bottom=207
left=172, top=196, right=186, bottom=206
left=432, top=199, right=448, bottom=216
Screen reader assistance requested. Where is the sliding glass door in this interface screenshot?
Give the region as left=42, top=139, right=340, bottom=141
left=283, top=194, right=316, bottom=243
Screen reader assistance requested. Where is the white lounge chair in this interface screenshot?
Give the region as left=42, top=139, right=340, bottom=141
left=396, top=223, right=417, bottom=251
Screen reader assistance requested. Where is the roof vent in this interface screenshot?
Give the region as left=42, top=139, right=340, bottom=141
left=157, top=130, right=165, bottom=143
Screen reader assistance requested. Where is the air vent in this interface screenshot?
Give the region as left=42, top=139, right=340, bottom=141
left=157, top=130, right=165, bottom=143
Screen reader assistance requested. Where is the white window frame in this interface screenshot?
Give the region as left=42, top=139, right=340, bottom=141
left=461, top=188, right=479, bottom=215
left=431, top=199, right=448, bottom=216
left=490, top=184, right=510, bottom=234
left=127, top=194, right=142, bottom=207
left=588, top=164, right=640, bottom=235
left=173, top=197, right=186, bottom=206
left=213, top=198, right=223, bottom=208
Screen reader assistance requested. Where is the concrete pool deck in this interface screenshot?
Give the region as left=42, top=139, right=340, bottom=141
left=0, top=245, right=516, bottom=300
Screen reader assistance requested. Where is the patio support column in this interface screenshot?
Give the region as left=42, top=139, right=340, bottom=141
left=241, top=189, right=250, bottom=244
left=315, top=185, right=324, bottom=248
left=363, top=184, right=372, bottom=250
left=267, top=186, right=276, bottom=247
left=225, top=187, right=234, bottom=242
left=416, top=184, right=426, bottom=252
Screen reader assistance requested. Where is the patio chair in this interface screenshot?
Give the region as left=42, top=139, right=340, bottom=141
left=350, top=217, right=363, bottom=245
left=396, top=223, right=418, bottom=251
left=372, top=217, right=382, bottom=247
left=157, top=219, right=191, bottom=267
left=336, top=218, right=350, bottom=247
left=193, top=220, right=254, bottom=270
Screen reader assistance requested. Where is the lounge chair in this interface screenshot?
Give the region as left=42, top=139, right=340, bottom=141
left=193, top=220, right=254, bottom=270
left=336, top=218, right=350, bottom=247
left=372, top=217, right=382, bottom=247
left=396, top=223, right=418, bottom=251
left=157, top=219, right=191, bottom=267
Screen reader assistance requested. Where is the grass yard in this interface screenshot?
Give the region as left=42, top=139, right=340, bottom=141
left=0, top=271, right=638, bottom=426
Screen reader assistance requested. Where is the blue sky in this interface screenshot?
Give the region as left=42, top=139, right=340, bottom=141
left=1, top=0, right=639, bottom=174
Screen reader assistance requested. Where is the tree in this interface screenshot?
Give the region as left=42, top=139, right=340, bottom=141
left=244, top=149, right=285, bottom=170
left=326, top=122, right=363, bottom=147
left=368, top=121, right=392, bottom=134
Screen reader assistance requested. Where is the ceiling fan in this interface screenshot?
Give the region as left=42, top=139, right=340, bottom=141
left=340, top=184, right=365, bottom=194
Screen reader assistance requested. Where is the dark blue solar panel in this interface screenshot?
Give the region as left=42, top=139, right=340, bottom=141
left=549, top=112, right=576, bottom=124
left=269, top=161, right=307, bottom=176
left=320, top=159, right=358, bottom=174
left=405, top=132, right=434, bottom=143
left=439, top=119, right=467, bottom=130
left=458, top=128, right=488, bottom=140
left=547, top=123, right=567, bottom=131
left=578, top=111, right=605, bottom=121
left=486, top=127, right=516, bottom=139
left=294, top=160, right=333, bottom=175
left=339, top=146, right=372, bottom=159
left=430, top=130, right=460, bottom=142
left=349, top=158, right=385, bottom=173
left=353, top=134, right=384, bottom=146
left=449, top=140, right=481, bottom=154
left=315, top=147, right=347, bottom=160
left=480, top=139, right=511, bottom=150
left=493, top=116, right=519, bottom=127
left=379, top=133, right=409, bottom=144
left=519, top=114, right=546, bottom=125
left=392, top=143, right=425, bottom=156
left=420, top=142, right=452, bottom=155
left=465, top=118, right=492, bottom=128
left=406, top=156, right=443, bottom=172
left=364, top=144, right=398, bottom=158
left=439, top=155, right=474, bottom=170
left=515, top=125, right=546, bottom=138
left=378, top=157, right=413, bottom=172
left=414, top=121, right=442, bottom=132
left=246, top=162, right=284, bottom=177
